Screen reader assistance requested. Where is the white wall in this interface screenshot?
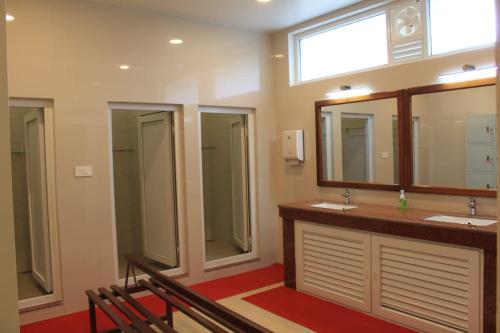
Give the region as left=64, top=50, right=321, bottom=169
left=6, top=0, right=277, bottom=324
left=272, top=6, right=497, bottom=263
left=0, top=0, right=21, bottom=331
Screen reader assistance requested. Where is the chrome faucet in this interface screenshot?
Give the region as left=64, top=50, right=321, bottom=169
left=342, top=189, right=351, bottom=205
left=468, top=198, right=477, bottom=216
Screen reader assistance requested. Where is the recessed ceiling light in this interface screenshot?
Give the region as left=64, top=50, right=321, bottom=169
left=119, top=64, right=130, bottom=70
left=169, top=39, right=183, bottom=45
left=273, top=54, right=284, bottom=59
left=257, top=0, right=272, bottom=2
left=5, top=14, right=15, bottom=22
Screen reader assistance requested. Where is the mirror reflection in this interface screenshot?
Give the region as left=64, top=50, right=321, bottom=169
left=411, top=85, right=497, bottom=190
left=319, top=97, right=400, bottom=184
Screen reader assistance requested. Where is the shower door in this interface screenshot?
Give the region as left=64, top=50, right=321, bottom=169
left=24, top=110, right=52, bottom=293
left=230, top=118, right=250, bottom=252
left=137, top=113, right=178, bottom=267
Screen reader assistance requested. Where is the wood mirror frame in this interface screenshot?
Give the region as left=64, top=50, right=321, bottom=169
left=315, top=90, right=405, bottom=191
left=403, top=78, right=497, bottom=198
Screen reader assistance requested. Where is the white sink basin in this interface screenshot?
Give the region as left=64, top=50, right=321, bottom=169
left=425, top=215, right=497, bottom=227
left=311, top=202, right=358, bottom=210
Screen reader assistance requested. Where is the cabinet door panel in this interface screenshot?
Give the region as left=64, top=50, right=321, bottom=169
left=295, top=222, right=371, bottom=312
left=467, top=145, right=494, bottom=172
left=372, top=235, right=481, bottom=333
left=466, top=172, right=496, bottom=189
left=466, top=115, right=495, bottom=144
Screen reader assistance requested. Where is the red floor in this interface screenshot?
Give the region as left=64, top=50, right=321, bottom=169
left=21, top=264, right=416, bottom=333
left=20, top=264, right=283, bottom=333
left=244, top=286, right=418, bottom=333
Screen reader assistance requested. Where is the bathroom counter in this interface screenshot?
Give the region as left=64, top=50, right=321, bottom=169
left=279, top=199, right=496, bottom=251
left=278, top=199, right=497, bottom=332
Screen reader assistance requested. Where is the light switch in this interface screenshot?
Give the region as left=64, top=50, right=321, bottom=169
left=381, top=152, right=389, bottom=159
left=75, top=166, right=93, bottom=177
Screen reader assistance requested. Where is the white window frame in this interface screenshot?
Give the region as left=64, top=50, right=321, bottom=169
left=9, top=98, right=63, bottom=312
left=289, top=0, right=496, bottom=86
left=198, top=106, right=259, bottom=270
left=107, top=102, right=188, bottom=285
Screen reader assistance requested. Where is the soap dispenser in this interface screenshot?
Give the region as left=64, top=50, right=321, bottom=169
left=399, top=190, right=408, bottom=212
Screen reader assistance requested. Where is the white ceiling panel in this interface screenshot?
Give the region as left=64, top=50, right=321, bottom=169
left=91, top=0, right=364, bottom=32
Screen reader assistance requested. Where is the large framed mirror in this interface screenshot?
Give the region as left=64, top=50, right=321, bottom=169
left=405, top=78, right=497, bottom=198
left=315, top=91, right=405, bottom=190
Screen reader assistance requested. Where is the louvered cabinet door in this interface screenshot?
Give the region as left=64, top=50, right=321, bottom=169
left=372, top=235, right=481, bottom=333
left=295, top=222, right=371, bottom=312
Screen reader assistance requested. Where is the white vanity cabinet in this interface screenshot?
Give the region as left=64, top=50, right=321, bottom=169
left=295, top=222, right=483, bottom=333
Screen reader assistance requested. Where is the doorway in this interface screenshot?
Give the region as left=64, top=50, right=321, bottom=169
left=110, top=107, right=179, bottom=278
left=201, top=112, right=252, bottom=262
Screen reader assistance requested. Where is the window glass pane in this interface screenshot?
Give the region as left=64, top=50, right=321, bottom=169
left=430, top=0, right=496, bottom=55
left=299, top=14, right=388, bottom=82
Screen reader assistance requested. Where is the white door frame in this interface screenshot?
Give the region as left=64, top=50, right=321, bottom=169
left=107, top=103, right=187, bottom=285
left=321, top=112, right=333, bottom=180
left=341, top=113, right=375, bottom=182
left=10, top=98, right=62, bottom=311
left=199, top=106, right=258, bottom=270
left=412, top=117, right=420, bottom=184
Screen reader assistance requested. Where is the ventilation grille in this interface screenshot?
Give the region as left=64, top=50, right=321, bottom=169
left=379, top=245, right=471, bottom=332
left=302, top=232, right=365, bottom=302
left=392, top=40, right=424, bottom=62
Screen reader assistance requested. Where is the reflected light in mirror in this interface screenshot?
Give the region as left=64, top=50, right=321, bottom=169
left=5, top=14, right=14, bottom=21
left=326, top=88, right=373, bottom=100
left=438, top=66, right=497, bottom=84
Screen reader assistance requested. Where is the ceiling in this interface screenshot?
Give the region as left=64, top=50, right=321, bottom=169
left=91, top=0, right=364, bottom=32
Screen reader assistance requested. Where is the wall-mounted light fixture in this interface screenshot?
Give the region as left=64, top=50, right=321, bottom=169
left=326, top=85, right=373, bottom=100
left=438, top=64, right=497, bottom=84
left=169, top=39, right=183, bottom=45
